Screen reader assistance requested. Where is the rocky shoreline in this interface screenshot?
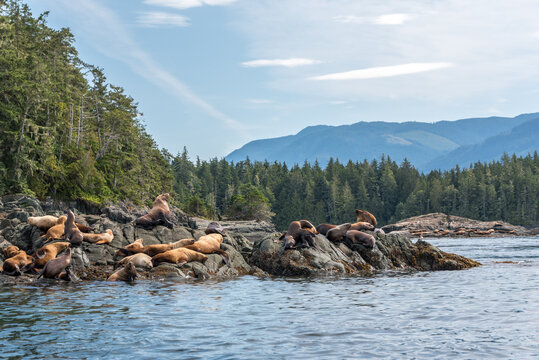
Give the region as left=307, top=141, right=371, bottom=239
left=382, top=213, right=534, bottom=238
left=0, top=195, right=480, bottom=284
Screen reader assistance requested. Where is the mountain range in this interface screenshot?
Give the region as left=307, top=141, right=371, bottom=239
left=226, top=113, right=539, bottom=172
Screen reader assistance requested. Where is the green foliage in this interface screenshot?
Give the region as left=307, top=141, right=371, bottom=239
left=172, top=150, right=539, bottom=229
left=0, top=0, right=172, bottom=203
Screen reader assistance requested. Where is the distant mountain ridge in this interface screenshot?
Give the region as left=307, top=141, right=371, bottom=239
left=226, top=113, right=539, bottom=171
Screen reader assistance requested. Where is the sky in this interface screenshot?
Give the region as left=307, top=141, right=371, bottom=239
left=25, top=0, right=539, bottom=159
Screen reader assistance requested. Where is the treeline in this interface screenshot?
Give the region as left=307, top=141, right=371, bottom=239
left=0, top=1, right=172, bottom=203
left=172, top=150, right=539, bottom=229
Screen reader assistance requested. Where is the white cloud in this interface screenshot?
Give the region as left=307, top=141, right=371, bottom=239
left=144, top=0, right=237, bottom=10
left=137, top=12, right=190, bottom=27
left=58, top=0, right=244, bottom=131
left=533, top=30, right=539, bottom=38
left=242, top=58, right=322, bottom=68
left=310, top=62, right=454, bottom=80
left=334, top=13, right=412, bottom=25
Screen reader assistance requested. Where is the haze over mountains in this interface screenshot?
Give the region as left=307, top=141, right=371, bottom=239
left=226, top=113, right=539, bottom=172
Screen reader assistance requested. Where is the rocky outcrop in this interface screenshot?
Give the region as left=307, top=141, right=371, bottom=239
left=382, top=213, right=532, bottom=238
left=250, top=231, right=480, bottom=276
left=0, top=195, right=480, bottom=283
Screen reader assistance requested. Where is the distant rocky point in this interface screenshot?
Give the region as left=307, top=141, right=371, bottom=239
left=382, top=213, right=533, bottom=238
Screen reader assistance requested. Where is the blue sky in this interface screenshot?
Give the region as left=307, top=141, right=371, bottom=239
left=25, top=0, right=539, bottom=159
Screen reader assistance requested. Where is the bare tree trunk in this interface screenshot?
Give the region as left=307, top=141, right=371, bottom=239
left=68, top=103, right=73, bottom=144
left=113, top=138, right=119, bottom=188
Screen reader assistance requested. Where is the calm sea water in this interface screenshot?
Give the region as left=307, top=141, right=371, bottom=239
left=1, top=236, right=538, bottom=359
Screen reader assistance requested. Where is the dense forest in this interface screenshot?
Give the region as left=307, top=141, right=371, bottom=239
left=172, top=150, right=539, bottom=229
left=1, top=1, right=537, bottom=230
left=0, top=0, right=173, bottom=203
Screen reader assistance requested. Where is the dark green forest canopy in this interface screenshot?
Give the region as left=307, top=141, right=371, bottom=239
left=1, top=1, right=537, bottom=229
left=172, top=150, right=539, bottom=229
left=0, top=0, right=173, bottom=204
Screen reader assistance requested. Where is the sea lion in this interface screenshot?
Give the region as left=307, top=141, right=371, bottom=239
left=41, top=216, right=67, bottom=243
left=326, top=223, right=352, bottom=243
left=1, top=248, right=33, bottom=275
left=183, top=233, right=230, bottom=266
left=3, top=245, right=21, bottom=259
left=345, top=230, right=376, bottom=250
left=205, top=221, right=231, bottom=235
left=64, top=210, right=83, bottom=246
left=108, top=261, right=137, bottom=282
left=25, top=241, right=71, bottom=271
left=152, top=247, right=208, bottom=267
left=279, top=221, right=319, bottom=250
left=118, top=238, right=195, bottom=257
left=299, top=220, right=318, bottom=234
left=27, top=215, right=60, bottom=230
left=280, top=234, right=297, bottom=253
left=37, top=248, right=72, bottom=279
left=135, top=193, right=174, bottom=229
left=118, top=253, right=153, bottom=270
left=82, top=229, right=114, bottom=244
left=75, top=223, right=94, bottom=233
left=348, top=221, right=375, bottom=232
left=355, top=209, right=377, bottom=228
left=316, top=223, right=336, bottom=236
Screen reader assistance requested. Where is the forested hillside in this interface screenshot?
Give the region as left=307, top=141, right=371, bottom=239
left=172, top=150, right=538, bottom=229
left=0, top=1, right=173, bottom=203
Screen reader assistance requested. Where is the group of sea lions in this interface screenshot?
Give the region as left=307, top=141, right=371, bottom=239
left=277, top=209, right=379, bottom=252
left=0, top=210, right=115, bottom=278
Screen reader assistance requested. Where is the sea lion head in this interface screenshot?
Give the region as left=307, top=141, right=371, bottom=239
left=124, top=261, right=137, bottom=281
left=3, top=245, right=20, bottom=258
left=125, top=238, right=144, bottom=251
left=159, top=193, right=170, bottom=202
left=56, top=215, right=67, bottom=224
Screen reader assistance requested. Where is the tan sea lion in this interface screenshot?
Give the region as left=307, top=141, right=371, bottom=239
left=205, top=221, right=231, bottom=235
left=25, top=241, right=71, bottom=271
left=41, top=216, right=67, bottom=243
left=1, top=248, right=33, bottom=275
left=83, top=229, right=114, bottom=244
left=119, top=238, right=195, bottom=257
left=345, top=230, right=376, bottom=250
left=355, top=209, right=377, bottom=228
left=28, top=215, right=60, bottom=230
left=135, top=193, right=174, bottom=229
left=299, top=220, right=318, bottom=234
left=37, top=248, right=71, bottom=279
left=3, top=245, right=21, bottom=259
left=316, top=223, right=336, bottom=236
left=348, top=221, right=375, bottom=232
left=183, top=234, right=230, bottom=266
left=108, top=261, right=137, bottom=282
left=65, top=210, right=83, bottom=246
left=279, top=234, right=297, bottom=253
left=326, top=223, right=352, bottom=243
left=152, top=247, right=208, bottom=267
left=118, top=253, right=153, bottom=270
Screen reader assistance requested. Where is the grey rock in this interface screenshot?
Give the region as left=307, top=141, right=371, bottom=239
left=71, top=247, right=90, bottom=271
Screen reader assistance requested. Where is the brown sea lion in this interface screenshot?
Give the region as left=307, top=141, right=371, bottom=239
left=37, top=248, right=71, bottom=279
left=1, top=248, right=34, bottom=275
left=326, top=223, right=352, bottom=243
left=108, top=261, right=137, bottom=282
left=83, top=229, right=114, bottom=244
left=152, top=247, right=208, bottom=267
left=279, top=221, right=319, bottom=250
left=183, top=234, right=230, bottom=266
left=355, top=209, right=377, bottom=228
left=299, top=220, right=318, bottom=234
left=27, top=215, right=60, bottom=230
left=279, top=234, right=297, bottom=253
left=75, top=223, right=94, bottom=233
left=3, top=245, right=21, bottom=259
left=345, top=230, right=376, bottom=250
left=118, top=238, right=195, bottom=257
left=41, top=216, right=67, bottom=243
left=64, top=210, right=83, bottom=246
left=135, top=193, right=174, bottom=229
left=316, top=223, right=336, bottom=236
left=118, top=253, right=153, bottom=270
left=25, top=241, right=71, bottom=271
left=205, top=221, right=231, bottom=235
left=349, top=221, right=375, bottom=232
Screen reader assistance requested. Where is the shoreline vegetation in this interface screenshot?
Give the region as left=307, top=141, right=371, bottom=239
left=1, top=1, right=537, bottom=232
